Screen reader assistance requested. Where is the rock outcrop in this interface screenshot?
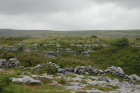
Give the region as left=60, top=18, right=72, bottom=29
left=0, top=58, right=20, bottom=68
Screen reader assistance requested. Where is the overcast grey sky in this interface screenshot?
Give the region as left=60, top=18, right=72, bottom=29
left=0, top=0, right=140, bottom=30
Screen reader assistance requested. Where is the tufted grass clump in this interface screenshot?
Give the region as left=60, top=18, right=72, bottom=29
left=54, top=77, right=67, bottom=85
left=66, top=74, right=77, bottom=78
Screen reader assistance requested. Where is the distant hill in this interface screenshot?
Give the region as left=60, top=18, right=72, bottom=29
left=0, top=29, right=140, bottom=38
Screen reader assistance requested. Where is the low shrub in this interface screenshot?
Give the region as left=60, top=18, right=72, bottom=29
left=136, top=38, right=140, bottom=40
left=0, top=52, right=14, bottom=60
left=133, top=52, right=140, bottom=71
left=37, top=64, right=56, bottom=75
left=0, top=75, right=13, bottom=93
left=113, top=37, right=129, bottom=47
left=97, top=44, right=104, bottom=50
left=90, top=35, right=98, bottom=38
left=17, top=52, right=47, bottom=67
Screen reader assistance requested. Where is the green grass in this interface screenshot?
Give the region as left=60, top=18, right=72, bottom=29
left=54, top=77, right=67, bottom=85
left=0, top=36, right=140, bottom=76
left=0, top=69, right=70, bottom=93
left=103, top=74, right=124, bottom=82
left=89, top=78, right=96, bottom=81
left=66, top=74, right=77, bottom=78
left=4, top=83, right=71, bottom=93
left=80, top=80, right=87, bottom=84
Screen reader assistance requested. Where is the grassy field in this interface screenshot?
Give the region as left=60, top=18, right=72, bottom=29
left=0, top=34, right=140, bottom=92
left=0, top=36, right=140, bottom=75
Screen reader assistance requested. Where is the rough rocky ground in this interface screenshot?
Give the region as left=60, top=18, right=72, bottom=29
left=9, top=72, right=140, bottom=93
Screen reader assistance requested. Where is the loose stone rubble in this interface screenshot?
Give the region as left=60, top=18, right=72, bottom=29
left=0, top=42, right=111, bottom=57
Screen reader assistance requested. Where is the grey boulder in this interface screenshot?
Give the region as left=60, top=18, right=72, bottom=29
left=0, top=59, right=8, bottom=68
left=8, top=58, right=20, bottom=68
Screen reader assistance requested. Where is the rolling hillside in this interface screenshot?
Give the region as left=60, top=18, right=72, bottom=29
left=0, top=29, right=140, bottom=38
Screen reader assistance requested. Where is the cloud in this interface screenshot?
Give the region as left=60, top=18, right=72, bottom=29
left=93, top=0, right=140, bottom=9
left=0, top=0, right=140, bottom=30
left=0, top=0, right=93, bottom=15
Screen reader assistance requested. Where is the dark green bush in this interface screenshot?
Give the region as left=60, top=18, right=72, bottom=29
left=90, top=35, right=97, bottom=38
left=37, top=64, right=56, bottom=75
left=71, top=46, right=84, bottom=53
left=133, top=52, right=140, bottom=71
left=114, top=37, right=129, bottom=47
left=18, top=46, right=23, bottom=51
left=116, top=61, right=125, bottom=67
left=0, top=49, right=3, bottom=54
left=131, top=46, right=139, bottom=53
left=97, top=44, right=104, bottom=50
left=136, top=38, right=140, bottom=40
left=92, top=46, right=98, bottom=50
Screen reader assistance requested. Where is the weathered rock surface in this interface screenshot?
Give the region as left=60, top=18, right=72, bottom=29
left=11, top=75, right=41, bottom=85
